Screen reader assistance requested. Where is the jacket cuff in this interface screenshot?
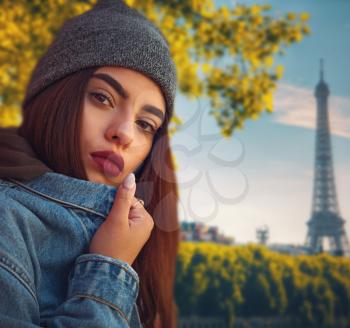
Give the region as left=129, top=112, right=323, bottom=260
left=67, top=253, right=139, bottom=318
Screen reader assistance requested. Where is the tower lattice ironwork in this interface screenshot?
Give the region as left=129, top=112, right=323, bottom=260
left=305, top=59, right=350, bottom=257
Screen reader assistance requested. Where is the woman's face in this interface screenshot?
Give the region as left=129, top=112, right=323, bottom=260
left=80, top=66, right=166, bottom=187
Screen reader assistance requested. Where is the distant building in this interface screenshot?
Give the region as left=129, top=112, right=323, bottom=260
left=256, top=225, right=269, bottom=245
left=305, top=59, right=350, bottom=257
left=268, top=243, right=310, bottom=256
left=180, top=221, right=234, bottom=245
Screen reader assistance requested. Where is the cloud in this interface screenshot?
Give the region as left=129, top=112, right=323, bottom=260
left=272, top=83, right=350, bottom=139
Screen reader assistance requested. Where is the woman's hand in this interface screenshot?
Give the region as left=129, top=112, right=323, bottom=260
left=89, top=173, right=154, bottom=265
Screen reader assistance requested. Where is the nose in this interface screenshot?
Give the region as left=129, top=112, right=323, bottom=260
left=105, top=114, right=134, bottom=146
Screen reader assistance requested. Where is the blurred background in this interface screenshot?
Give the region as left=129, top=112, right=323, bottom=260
left=1, top=1, right=349, bottom=327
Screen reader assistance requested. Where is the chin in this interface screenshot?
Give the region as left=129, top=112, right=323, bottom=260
left=87, top=171, right=122, bottom=187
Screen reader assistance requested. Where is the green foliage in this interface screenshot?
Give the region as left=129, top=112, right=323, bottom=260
left=175, top=242, right=350, bottom=327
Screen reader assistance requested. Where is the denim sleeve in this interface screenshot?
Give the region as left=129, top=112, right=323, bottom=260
left=44, top=253, right=140, bottom=327
left=0, top=201, right=140, bottom=327
left=0, top=253, right=140, bottom=327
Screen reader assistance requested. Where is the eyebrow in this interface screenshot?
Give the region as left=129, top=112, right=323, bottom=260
left=91, top=73, right=165, bottom=123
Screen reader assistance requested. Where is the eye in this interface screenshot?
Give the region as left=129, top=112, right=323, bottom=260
left=136, top=120, right=157, bottom=134
left=90, top=92, right=113, bottom=107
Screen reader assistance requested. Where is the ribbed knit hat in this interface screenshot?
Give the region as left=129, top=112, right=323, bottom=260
left=23, top=0, right=177, bottom=116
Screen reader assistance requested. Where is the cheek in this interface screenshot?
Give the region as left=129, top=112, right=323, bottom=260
left=130, top=138, right=153, bottom=163
left=80, top=101, right=105, bottom=146
left=80, top=118, right=96, bottom=162
left=141, top=142, right=153, bottom=163
left=128, top=138, right=152, bottom=167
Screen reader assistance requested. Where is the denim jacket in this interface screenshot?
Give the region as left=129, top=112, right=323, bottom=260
left=0, top=172, right=143, bottom=327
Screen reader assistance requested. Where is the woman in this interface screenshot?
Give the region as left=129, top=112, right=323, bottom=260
left=0, top=0, right=179, bottom=327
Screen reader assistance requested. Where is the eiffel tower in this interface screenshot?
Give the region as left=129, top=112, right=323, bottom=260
left=305, top=59, right=350, bottom=257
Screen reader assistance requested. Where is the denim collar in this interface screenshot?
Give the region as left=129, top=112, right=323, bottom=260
left=8, top=172, right=117, bottom=219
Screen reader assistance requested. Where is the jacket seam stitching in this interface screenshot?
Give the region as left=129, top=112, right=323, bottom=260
left=0, top=180, right=14, bottom=187
left=0, top=259, right=39, bottom=306
left=132, top=303, right=143, bottom=327
left=0, top=253, right=35, bottom=290
left=72, top=293, right=131, bottom=327
left=8, top=178, right=105, bottom=218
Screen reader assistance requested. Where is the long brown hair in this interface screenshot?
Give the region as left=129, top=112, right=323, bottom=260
left=18, top=67, right=180, bottom=328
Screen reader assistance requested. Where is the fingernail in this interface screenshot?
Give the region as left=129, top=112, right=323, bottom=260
left=123, top=173, right=135, bottom=190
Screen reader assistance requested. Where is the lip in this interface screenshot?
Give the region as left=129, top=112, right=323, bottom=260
left=90, top=150, right=125, bottom=174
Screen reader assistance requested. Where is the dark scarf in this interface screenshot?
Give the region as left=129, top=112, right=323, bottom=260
left=0, top=127, right=52, bottom=181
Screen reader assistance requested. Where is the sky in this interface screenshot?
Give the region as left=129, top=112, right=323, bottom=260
left=171, top=0, right=350, bottom=245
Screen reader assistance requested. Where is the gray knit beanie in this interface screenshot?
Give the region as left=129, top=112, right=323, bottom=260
left=23, top=0, right=177, bottom=116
